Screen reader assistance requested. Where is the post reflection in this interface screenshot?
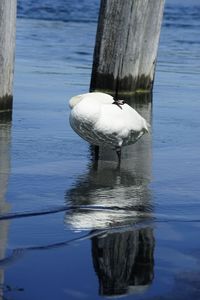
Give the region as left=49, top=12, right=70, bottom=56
left=92, top=227, right=154, bottom=296
left=0, top=115, right=11, bottom=299
left=65, top=93, right=154, bottom=297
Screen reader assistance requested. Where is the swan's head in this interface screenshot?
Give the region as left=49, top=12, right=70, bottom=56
left=69, top=94, right=84, bottom=109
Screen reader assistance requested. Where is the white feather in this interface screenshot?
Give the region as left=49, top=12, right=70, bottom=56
left=69, top=92, right=149, bottom=150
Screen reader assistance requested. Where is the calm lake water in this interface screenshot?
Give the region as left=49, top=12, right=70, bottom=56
left=0, top=0, right=200, bottom=299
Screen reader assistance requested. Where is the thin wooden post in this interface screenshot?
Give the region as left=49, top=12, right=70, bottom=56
left=0, top=0, right=17, bottom=112
left=90, top=0, right=165, bottom=95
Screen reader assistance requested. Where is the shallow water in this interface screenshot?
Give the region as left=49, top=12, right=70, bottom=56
left=0, top=0, right=200, bottom=299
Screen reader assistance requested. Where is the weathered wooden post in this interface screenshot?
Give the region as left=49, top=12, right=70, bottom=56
left=0, top=0, right=17, bottom=112
left=90, top=0, right=165, bottom=95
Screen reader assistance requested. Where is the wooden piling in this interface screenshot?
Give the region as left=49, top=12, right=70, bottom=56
left=0, top=0, right=17, bottom=112
left=90, top=0, right=165, bottom=95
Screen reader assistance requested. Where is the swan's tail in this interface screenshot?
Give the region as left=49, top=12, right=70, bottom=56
left=69, top=94, right=84, bottom=109
left=143, top=120, right=151, bottom=133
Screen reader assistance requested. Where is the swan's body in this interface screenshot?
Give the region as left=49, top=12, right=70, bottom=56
left=69, top=92, right=149, bottom=161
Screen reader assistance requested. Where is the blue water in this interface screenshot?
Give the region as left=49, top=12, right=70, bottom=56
left=0, top=0, right=200, bottom=299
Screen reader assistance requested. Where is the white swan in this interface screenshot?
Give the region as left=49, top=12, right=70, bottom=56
left=69, top=92, right=149, bottom=162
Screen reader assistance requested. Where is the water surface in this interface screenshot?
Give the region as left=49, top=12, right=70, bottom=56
left=0, top=0, right=200, bottom=299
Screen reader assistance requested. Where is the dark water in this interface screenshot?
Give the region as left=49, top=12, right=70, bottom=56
left=0, top=0, right=200, bottom=299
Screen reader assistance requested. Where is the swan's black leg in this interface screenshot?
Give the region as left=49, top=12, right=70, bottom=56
left=90, top=145, right=99, bottom=170
left=116, top=148, right=121, bottom=167
left=94, top=145, right=99, bottom=161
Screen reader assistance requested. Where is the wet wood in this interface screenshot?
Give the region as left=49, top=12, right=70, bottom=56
left=90, top=0, right=165, bottom=95
left=0, top=0, right=17, bottom=112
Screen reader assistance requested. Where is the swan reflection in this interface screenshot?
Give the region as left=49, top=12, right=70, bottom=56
left=65, top=163, right=152, bottom=229
left=65, top=94, right=155, bottom=297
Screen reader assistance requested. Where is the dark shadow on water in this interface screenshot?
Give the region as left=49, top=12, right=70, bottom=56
left=64, top=93, right=154, bottom=297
